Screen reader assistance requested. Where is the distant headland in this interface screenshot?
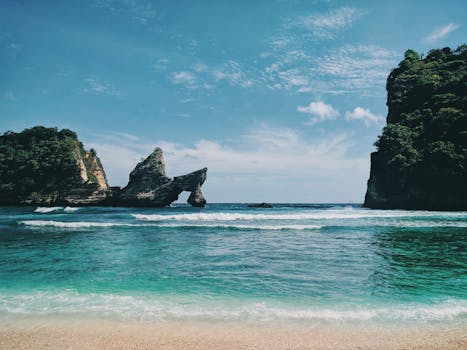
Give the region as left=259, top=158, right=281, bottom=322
left=364, top=45, right=467, bottom=211
left=0, top=127, right=207, bottom=207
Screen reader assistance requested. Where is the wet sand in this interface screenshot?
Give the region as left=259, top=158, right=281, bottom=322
left=0, top=317, right=466, bottom=350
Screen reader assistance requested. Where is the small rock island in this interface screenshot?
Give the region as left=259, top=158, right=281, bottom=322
left=364, top=45, right=467, bottom=210
left=0, top=126, right=207, bottom=207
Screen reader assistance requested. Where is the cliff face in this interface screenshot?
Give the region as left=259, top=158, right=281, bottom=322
left=77, top=146, right=108, bottom=191
left=0, top=127, right=207, bottom=207
left=364, top=45, right=467, bottom=210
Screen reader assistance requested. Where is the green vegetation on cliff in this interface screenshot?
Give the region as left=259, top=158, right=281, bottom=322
left=0, top=126, right=103, bottom=203
left=365, top=45, right=467, bottom=209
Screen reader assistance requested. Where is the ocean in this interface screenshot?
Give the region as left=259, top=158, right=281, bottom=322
left=0, top=203, right=466, bottom=326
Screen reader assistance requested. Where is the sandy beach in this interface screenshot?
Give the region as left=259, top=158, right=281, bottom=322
left=1, top=317, right=466, bottom=350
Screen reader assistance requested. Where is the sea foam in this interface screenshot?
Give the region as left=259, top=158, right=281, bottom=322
left=34, top=207, right=63, bottom=213
left=20, top=220, right=148, bottom=228
left=63, top=207, right=80, bottom=213
left=0, top=291, right=465, bottom=322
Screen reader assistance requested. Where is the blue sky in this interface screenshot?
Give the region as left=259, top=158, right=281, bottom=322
left=1, top=0, right=465, bottom=202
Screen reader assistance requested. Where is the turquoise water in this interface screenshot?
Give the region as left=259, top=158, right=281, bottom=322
left=0, top=204, right=466, bottom=323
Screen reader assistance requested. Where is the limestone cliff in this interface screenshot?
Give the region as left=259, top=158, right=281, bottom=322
left=364, top=45, right=467, bottom=210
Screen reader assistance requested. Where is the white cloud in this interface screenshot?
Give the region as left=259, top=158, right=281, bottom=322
left=193, top=63, right=208, bottom=72
left=293, top=7, right=364, bottom=39
left=171, top=71, right=197, bottom=87
left=83, top=78, right=119, bottom=96
left=86, top=125, right=369, bottom=202
left=345, top=107, right=384, bottom=126
left=297, top=101, right=340, bottom=125
left=424, top=23, right=460, bottom=43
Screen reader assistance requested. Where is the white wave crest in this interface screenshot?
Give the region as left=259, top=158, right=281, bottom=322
left=19, top=220, right=321, bottom=231
left=20, top=220, right=145, bottom=228
left=161, top=223, right=321, bottom=230
left=63, top=207, right=80, bottom=213
left=34, top=207, right=63, bottom=213
left=132, top=210, right=467, bottom=222
left=0, top=291, right=465, bottom=322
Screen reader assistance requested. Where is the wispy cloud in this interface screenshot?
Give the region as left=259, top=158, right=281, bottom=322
left=86, top=124, right=368, bottom=202
left=297, top=101, right=340, bottom=125
left=264, top=10, right=398, bottom=97
left=289, top=7, right=364, bottom=40
left=109, top=131, right=140, bottom=142
left=176, top=113, right=192, bottom=118
left=424, top=23, right=460, bottom=43
left=212, top=60, right=256, bottom=88
left=171, top=71, right=197, bottom=88
left=169, top=60, right=256, bottom=90
left=83, top=78, right=119, bottom=96
left=152, top=58, right=169, bottom=72
left=313, top=45, right=399, bottom=95
left=93, top=0, right=159, bottom=25
left=170, top=42, right=397, bottom=97
left=345, top=107, right=384, bottom=126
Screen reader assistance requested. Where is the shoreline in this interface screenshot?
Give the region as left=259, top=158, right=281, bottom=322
left=1, top=317, right=466, bottom=350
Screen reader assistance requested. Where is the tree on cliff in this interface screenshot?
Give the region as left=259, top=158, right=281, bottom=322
left=365, top=45, right=467, bottom=209
left=0, top=126, right=84, bottom=200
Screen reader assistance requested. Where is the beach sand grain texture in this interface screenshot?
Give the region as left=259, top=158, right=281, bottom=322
left=0, top=320, right=465, bottom=350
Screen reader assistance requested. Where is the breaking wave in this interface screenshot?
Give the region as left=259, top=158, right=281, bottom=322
left=19, top=220, right=321, bottom=231
left=34, top=207, right=63, bottom=213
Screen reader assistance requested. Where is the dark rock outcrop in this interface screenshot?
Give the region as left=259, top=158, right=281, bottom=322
left=117, top=147, right=207, bottom=207
left=248, top=202, right=273, bottom=208
left=0, top=127, right=208, bottom=207
left=364, top=46, right=467, bottom=210
left=187, top=186, right=207, bottom=207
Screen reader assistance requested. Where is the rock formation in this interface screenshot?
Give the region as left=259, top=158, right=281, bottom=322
left=364, top=45, right=467, bottom=210
left=117, top=147, right=207, bottom=207
left=0, top=127, right=208, bottom=207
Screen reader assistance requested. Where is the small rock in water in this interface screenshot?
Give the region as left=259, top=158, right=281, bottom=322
left=248, top=202, right=273, bottom=208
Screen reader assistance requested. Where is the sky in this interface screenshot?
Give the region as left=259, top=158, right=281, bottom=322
left=1, top=0, right=465, bottom=203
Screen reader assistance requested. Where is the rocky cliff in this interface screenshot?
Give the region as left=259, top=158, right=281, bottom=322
left=0, top=126, right=108, bottom=205
left=0, top=127, right=207, bottom=207
left=364, top=45, right=467, bottom=210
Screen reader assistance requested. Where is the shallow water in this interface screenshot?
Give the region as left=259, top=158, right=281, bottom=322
left=0, top=204, right=466, bottom=323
